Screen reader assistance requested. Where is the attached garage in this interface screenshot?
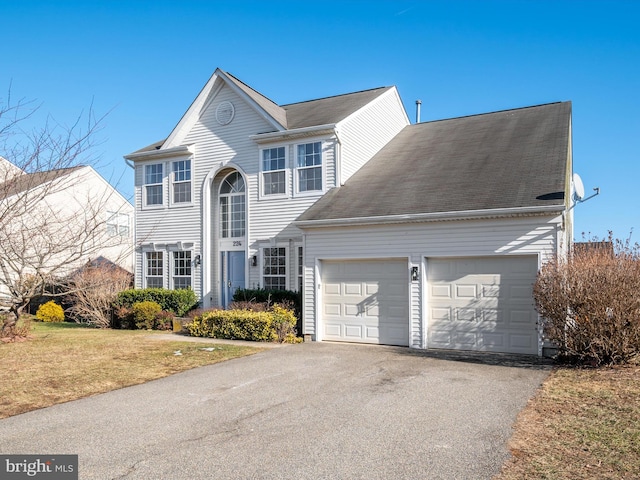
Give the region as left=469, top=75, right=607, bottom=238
left=427, top=256, right=539, bottom=355
left=321, top=259, right=409, bottom=346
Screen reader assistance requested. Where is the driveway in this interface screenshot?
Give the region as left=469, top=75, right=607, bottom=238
left=0, top=342, right=550, bottom=479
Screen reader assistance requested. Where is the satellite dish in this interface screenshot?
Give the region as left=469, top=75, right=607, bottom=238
left=572, top=173, right=585, bottom=202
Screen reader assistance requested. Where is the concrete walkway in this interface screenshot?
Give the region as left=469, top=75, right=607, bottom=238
left=0, top=342, right=551, bottom=479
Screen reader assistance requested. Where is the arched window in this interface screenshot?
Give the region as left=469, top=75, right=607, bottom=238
left=219, top=172, right=246, bottom=238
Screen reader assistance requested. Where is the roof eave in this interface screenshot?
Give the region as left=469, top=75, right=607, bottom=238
left=124, top=145, right=193, bottom=161
left=249, top=124, right=337, bottom=143
left=295, top=205, right=566, bottom=229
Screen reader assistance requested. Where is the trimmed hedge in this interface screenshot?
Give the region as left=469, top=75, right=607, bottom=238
left=188, top=305, right=300, bottom=343
left=114, top=288, right=198, bottom=317
left=35, top=301, right=65, bottom=323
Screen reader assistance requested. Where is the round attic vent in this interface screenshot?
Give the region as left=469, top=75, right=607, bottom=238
left=216, top=101, right=235, bottom=125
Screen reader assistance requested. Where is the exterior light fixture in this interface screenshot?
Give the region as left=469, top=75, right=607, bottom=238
left=411, top=266, right=419, bottom=282
left=251, top=255, right=258, bottom=267
left=194, top=254, right=201, bottom=267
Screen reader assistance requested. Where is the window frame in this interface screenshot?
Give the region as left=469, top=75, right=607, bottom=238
left=145, top=251, right=164, bottom=288
left=262, top=247, right=287, bottom=290
left=172, top=250, right=192, bottom=290
left=294, top=141, right=324, bottom=195
left=143, top=163, right=164, bottom=208
left=170, top=159, right=193, bottom=206
left=106, top=211, right=130, bottom=237
left=260, top=146, right=288, bottom=198
left=219, top=172, right=246, bottom=239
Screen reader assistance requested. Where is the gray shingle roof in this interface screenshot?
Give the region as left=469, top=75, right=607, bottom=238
left=283, top=87, right=393, bottom=129
left=297, top=102, right=571, bottom=222
left=0, top=166, right=83, bottom=200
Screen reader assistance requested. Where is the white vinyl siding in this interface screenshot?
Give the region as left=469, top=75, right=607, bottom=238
left=337, top=88, right=408, bottom=183
left=301, top=215, right=561, bottom=349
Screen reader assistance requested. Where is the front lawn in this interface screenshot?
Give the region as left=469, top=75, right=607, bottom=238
left=496, top=366, right=640, bottom=479
left=0, top=321, right=262, bottom=419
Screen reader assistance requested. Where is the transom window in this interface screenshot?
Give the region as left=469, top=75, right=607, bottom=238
left=296, top=142, right=322, bottom=192
left=263, top=247, right=286, bottom=290
left=173, top=251, right=192, bottom=289
left=220, top=172, right=246, bottom=238
left=145, top=252, right=163, bottom=288
left=172, top=160, right=191, bottom=203
left=144, top=164, right=163, bottom=206
left=262, top=147, right=286, bottom=195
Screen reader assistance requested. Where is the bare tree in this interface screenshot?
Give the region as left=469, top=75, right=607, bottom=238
left=0, top=90, right=131, bottom=337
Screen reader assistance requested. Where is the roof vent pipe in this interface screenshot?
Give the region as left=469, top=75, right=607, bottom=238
left=415, top=99, right=422, bottom=123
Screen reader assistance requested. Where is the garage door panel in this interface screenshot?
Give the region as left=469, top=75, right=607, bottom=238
left=322, top=259, right=409, bottom=346
left=428, top=256, right=538, bottom=355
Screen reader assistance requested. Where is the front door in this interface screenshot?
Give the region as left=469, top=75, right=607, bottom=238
left=221, top=251, right=245, bottom=307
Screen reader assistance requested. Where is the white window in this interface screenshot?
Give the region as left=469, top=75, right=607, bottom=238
left=220, top=172, right=246, bottom=238
left=172, top=160, right=192, bottom=204
left=262, top=147, right=286, bottom=196
left=173, top=251, right=192, bottom=289
left=144, top=163, right=163, bottom=206
left=296, top=142, right=322, bottom=192
left=145, top=252, right=163, bottom=288
left=106, top=211, right=130, bottom=237
left=263, top=247, right=286, bottom=290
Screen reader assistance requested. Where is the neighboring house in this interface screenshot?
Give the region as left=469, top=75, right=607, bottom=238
left=125, top=68, right=574, bottom=355
left=0, top=158, right=134, bottom=300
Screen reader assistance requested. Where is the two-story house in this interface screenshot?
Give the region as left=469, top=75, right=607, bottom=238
left=125, top=68, right=573, bottom=356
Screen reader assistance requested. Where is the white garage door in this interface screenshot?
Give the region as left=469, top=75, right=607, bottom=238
left=321, top=259, right=409, bottom=346
left=427, top=256, right=538, bottom=354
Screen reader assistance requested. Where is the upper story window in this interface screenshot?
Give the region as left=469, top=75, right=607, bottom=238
left=220, top=172, right=246, bottom=238
left=262, top=147, right=286, bottom=196
left=172, top=160, right=192, bottom=204
left=106, top=211, right=130, bottom=237
left=144, top=163, right=163, bottom=206
left=296, top=142, right=322, bottom=193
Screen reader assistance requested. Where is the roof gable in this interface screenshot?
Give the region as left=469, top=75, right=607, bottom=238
left=0, top=166, right=83, bottom=200
left=298, top=102, right=572, bottom=223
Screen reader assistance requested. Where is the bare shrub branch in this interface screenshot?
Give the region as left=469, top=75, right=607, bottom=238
left=534, top=233, right=640, bottom=365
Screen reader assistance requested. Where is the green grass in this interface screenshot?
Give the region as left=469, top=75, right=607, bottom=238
left=0, top=320, right=262, bottom=419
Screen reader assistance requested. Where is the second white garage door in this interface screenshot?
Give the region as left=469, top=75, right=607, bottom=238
left=321, top=259, right=409, bottom=346
left=427, top=256, right=539, bottom=355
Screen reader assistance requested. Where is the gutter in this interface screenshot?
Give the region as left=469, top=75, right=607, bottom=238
left=123, top=145, right=193, bottom=162
left=295, top=204, right=566, bottom=229
left=250, top=124, right=336, bottom=143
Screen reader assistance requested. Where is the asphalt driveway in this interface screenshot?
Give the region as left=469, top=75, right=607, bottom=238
left=0, top=342, right=550, bottom=479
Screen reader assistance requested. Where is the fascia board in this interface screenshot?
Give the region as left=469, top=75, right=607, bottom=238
left=217, top=70, right=286, bottom=132
left=163, top=71, right=222, bottom=149
left=295, top=205, right=566, bottom=229
left=249, top=124, right=336, bottom=143
left=124, top=145, right=193, bottom=161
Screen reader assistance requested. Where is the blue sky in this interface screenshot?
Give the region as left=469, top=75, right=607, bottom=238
left=2, top=0, right=638, bottom=240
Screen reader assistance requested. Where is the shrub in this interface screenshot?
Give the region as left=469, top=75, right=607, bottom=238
left=132, top=301, right=162, bottom=330
left=65, top=262, right=133, bottom=328
left=233, top=288, right=302, bottom=334
left=534, top=234, right=640, bottom=365
left=115, top=288, right=198, bottom=317
left=187, top=304, right=301, bottom=343
left=35, top=301, right=65, bottom=323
